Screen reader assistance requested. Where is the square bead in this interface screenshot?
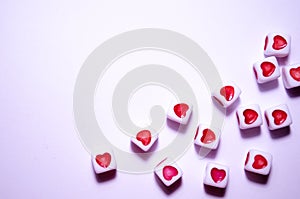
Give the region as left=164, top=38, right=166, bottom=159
left=154, top=161, right=183, bottom=187
left=253, top=56, right=280, bottom=84
left=244, top=149, right=272, bottom=175
left=166, top=102, right=192, bottom=125
left=264, top=104, right=292, bottom=130
left=131, top=129, right=158, bottom=152
left=194, top=125, right=220, bottom=150
left=282, top=64, right=300, bottom=89
left=264, top=32, right=291, bottom=58
left=92, top=150, right=117, bottom=174
left=236, top=104, right=263, bottom=129
left=204, top=162, right=229, bottom=188
left=212, top=82, right=241, bottom=108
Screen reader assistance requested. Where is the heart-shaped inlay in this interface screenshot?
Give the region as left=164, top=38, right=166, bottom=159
left=96, top=153, right=111, bottom=168
left=252, top=154, right=268, bottom=169
left=243, top=109, right=258, bottom=125
left=201, top=128, right=216, bottom=144
left=260, top=61, right=276, bottom=77
left=220, top=86, right=235, bottom=101
left=272, top=109, right=287, bottom=125
left=211, top=168, right=226, bottom=183
left=136, top=130, right=152, bottom=146
left=194, top=127, right=199, bottom=140
left=264, top=36, right=268, bottom=50
left=290, top=67, right=300, bottom=81
left=174, top=103, right=189, bottom=118
left=272, top=35, right=287, bottom=50
left=163, top=166, right=178, bottom=181
left=245, top=152, right=250, bottom=166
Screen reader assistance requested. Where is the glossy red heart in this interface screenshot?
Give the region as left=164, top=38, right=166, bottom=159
left=211, top=168, right=226, bottom=183
left=290, top=67, right=300, bottom=81
left=264, top=36, right=268, bottom=50
left=272, top=109, right=287, bottom=125
left=220, top=86, right=234, bottom=101
left=243, top=109, right=258, bottom=124
left=245, top=152, right=250, bottom=166
left=163, top=166, right=178, bottom=181
left=201, top=128, right=216, bottom=144
left=96, top=153, right=111, bottom=168
left=272, top=35, right=287, bottom=50
left=174, top=103, right=189, bottom=118
left=260, top=61, right=275, bottom=77
left=252, top=154, right=268, bottom=169
left=136, top=130, right=151, bottom=146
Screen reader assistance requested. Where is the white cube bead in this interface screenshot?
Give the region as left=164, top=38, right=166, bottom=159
left=264, top=104, right=292, bottom=130
left=212, top=82, right=241, bottom=108
left=131, top=129, right=158, bottom=152
left=253, top=56, right=280, bottom=84
left=236, top=104, right=263, bottom=129
left=92, top=150, right=117, bottom=174
left=167, top=102, right=192, bottom=125
left=194, top=125, right=220, bottom=149
left=204, top=162, right=229, bottom=188
left=244, top=149, right=272, bottom=175
left=154, top=161, right=183, bottom=187
left=264, top=33, right=291, bottom=58
left=282, top=64, right=300, bottom=89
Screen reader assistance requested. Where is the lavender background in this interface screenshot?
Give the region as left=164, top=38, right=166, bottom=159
left=1, top=0, right=300, bottom=198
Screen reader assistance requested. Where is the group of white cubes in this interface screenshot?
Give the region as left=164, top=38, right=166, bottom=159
left=254, top=33, right=300, bottom=89
left=91, top=32, right=296, bottom=191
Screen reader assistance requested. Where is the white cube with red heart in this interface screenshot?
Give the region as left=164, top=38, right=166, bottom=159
left=131, top=129, right=158, bottom=152
left=236, top=104, right=263, bottom=129
left=212, top=82, right=241, bottom=108
left=204, top=162, right=229, bottom=188
left=282, top=64, right=300, bottom=89
left=92, top=150, right=117, bottom=174
left=194, top=125, right=220, bottom=150
left=264, top=32, right=291, bottom=58
left=154, top=161, right=183, bottom=187
left=264, top=104, right=292, bottom=130
left=253, top=56, right=280, bottom=84
left=167, top=102, right=192, bottom=125
left=244, top=149, right=272, bottom=175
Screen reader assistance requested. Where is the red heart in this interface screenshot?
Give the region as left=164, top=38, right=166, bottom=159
left=220, top=86, right=234, bottom=101
left=243, top=109, right=258, bottom=124
left=163, top=166, right=178, bottom=181
left=260, top=62, right=275, bottom=77
left=194, top=127, right=199, bottom=140
left=96, top=153, right=111, bottom=168
left=252, top=154, right=268, bottom=169
left=290, top=67, right=300, bottom=81
left=264, top=36, right=268, bottom=50
left=245, top=152, right=250, bottom=166
left=211, top=168, right=226, bottom=183
left=174, top=103, right=189, bottom=118
left=136, top=130, right=151, bottom=146
left=201, top=128, right=216, bottom=144
left=272, top=109, right=287, bottom=125
left=272, top=35, right=287, bottom=50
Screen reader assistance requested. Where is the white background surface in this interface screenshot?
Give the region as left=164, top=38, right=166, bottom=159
left=1, top=0, right=300, bottom=198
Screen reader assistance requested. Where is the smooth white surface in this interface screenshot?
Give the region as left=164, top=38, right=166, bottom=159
left=1, top=0, right=300, bottom=199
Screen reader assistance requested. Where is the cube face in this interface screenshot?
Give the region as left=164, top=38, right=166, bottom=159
left=236, top=104, right=263, bottom=129
left=212, top=82, right=241, bottom=108
left=264, top=104, right=292, bottom=130
left=264, top=33, right=291, bottom=58
left=282, top=64, right=300, bottom=89
left=167, top=102, right=192, bottom=125
left=131, top=129, right=158, bottom=152
left=194, top=125, right=220, bottom=149
left=253, top=56, right=280, bottom=84
left=204, top=162, right=229, bottom=188
left=244, top=149, right=272, bottom=175
left=92, top=150, right=117, bottom=174
left=155, top=162, right=183, bottom=187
